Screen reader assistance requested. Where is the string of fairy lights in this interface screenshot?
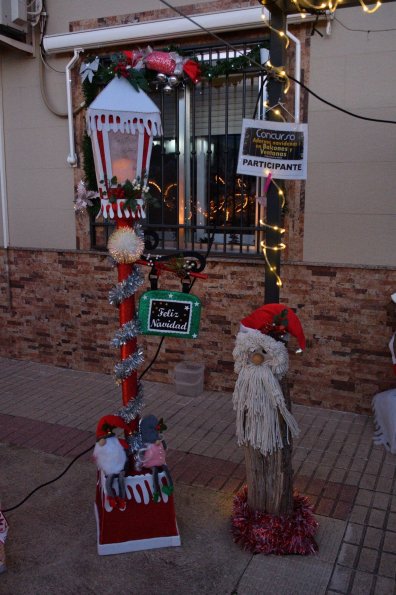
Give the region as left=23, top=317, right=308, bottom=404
left=258, top=0, right=383, bottom=19
left=253, top=0, right=383, bottom=286
left=159, top=0, right=385, bottom=286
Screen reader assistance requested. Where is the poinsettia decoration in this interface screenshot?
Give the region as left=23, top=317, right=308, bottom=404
left=74, top=180, right=98, bottom=213
left=103, top=174, right=157, bottom=213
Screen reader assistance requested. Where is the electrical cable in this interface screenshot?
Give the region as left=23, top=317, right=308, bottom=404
left=2, top=444, right=93, bottom=513
left=334, top=15, right=396, bottom=33
left=288, top=73, right=396, bottom=124
left=138, top=336, right=165, bottom=380
left=157, top=0, right=264, bottom=63
left=38, top=1, right=85, bottom=117
left=158, top=0, right=396, bottom=125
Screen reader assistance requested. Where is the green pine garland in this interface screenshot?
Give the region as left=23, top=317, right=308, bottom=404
left=199, top=44, right=268, bottom=79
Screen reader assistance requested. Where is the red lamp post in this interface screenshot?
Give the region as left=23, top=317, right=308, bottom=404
left=87, top=76, right=180, bottom=555
left=87, top=76, right=161, bottom=419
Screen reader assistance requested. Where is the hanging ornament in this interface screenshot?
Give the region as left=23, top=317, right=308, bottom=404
left=163, top=83, right=173, bottom=94
left=156, top=72, right=167, bottom=83
left=168, top=75, right=179, bottom=87
left=108, top=228, right=145, bottom=264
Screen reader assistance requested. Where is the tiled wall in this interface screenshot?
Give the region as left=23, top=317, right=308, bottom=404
left=1, top=248, right=395, bottom=414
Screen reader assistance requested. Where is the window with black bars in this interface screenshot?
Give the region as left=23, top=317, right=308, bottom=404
left=90, top=39, right=269, bottom=256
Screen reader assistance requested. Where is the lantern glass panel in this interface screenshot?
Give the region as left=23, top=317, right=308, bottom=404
left=108, top=131, right=139, bottom=184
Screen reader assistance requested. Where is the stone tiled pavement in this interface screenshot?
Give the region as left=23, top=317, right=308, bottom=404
left=1, top=356, right=395, bottom=594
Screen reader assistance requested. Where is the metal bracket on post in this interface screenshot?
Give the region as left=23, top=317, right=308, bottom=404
left=149, top=267, right=158, bottom=291
left=181, top=276, right=192, bottom=294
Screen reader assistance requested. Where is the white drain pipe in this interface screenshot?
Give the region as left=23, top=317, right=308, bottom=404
left=66, top=47, right=84, bottom=166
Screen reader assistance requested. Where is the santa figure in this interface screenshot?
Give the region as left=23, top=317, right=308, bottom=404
left=233, top=304, right=305, bottom=456
left=136, top=415, right=174, bottom=503
left=93, top=415, right=131, bottom=511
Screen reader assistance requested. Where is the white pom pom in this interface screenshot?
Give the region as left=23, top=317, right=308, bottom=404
left=108, top=227, right=145, bottom=263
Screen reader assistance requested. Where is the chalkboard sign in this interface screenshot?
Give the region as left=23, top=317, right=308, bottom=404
left=138, top=290, right=201, bottom=339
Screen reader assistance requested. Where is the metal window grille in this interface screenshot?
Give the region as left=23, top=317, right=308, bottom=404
left=90, top=40, right=269, bottom=256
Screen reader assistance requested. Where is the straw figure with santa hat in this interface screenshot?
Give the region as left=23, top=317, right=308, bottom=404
left=233, top=304, right=305, bottom=457
left=231, top=303, right=318, bottom=555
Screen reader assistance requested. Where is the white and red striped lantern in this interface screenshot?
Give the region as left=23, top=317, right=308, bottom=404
left=86, top=76, right=162, bottom=220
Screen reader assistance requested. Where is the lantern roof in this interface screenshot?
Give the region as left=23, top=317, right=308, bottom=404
left=87, top=76, right=162, bottom=136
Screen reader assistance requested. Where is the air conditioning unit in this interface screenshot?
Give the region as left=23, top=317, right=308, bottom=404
left=0, top=0, right=28, bottom=40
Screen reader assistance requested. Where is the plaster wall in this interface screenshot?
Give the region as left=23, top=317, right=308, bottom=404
left=44, top=0, right=212, bottom=36
left=304, top=3, right=396, bottom=266
left=0, top=46, right=76, bottom=248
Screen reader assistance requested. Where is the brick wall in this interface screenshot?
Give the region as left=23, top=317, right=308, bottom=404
left=1, top=247, right=395, bottom=414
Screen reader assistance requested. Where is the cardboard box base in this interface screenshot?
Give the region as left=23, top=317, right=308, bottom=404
left=95, top=471, right=181, bottom=555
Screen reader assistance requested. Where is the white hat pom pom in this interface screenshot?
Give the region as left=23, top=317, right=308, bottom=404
left=108, top=227, right=145, bottom=264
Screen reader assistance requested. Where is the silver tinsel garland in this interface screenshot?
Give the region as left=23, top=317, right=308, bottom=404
left=108, top=267, right=144, bottom=307
left=117, top=382, right=144, bottom=424
left=114, top=347, right=144, bottom=383
left=127, top=431, right=144, bottom=457
left=111, top=318, right=142, bottom=348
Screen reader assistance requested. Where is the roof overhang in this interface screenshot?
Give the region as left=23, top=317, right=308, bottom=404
left=43, top=6, right=315, bottom=55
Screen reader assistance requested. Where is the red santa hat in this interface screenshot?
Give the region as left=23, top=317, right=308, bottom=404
left=240, top=303, right=306, bottom=352
left=96, top=414, right=131, bottom=441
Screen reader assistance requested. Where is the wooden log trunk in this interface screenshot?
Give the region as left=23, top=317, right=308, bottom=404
left=244, top=377, right=294, bottom=515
